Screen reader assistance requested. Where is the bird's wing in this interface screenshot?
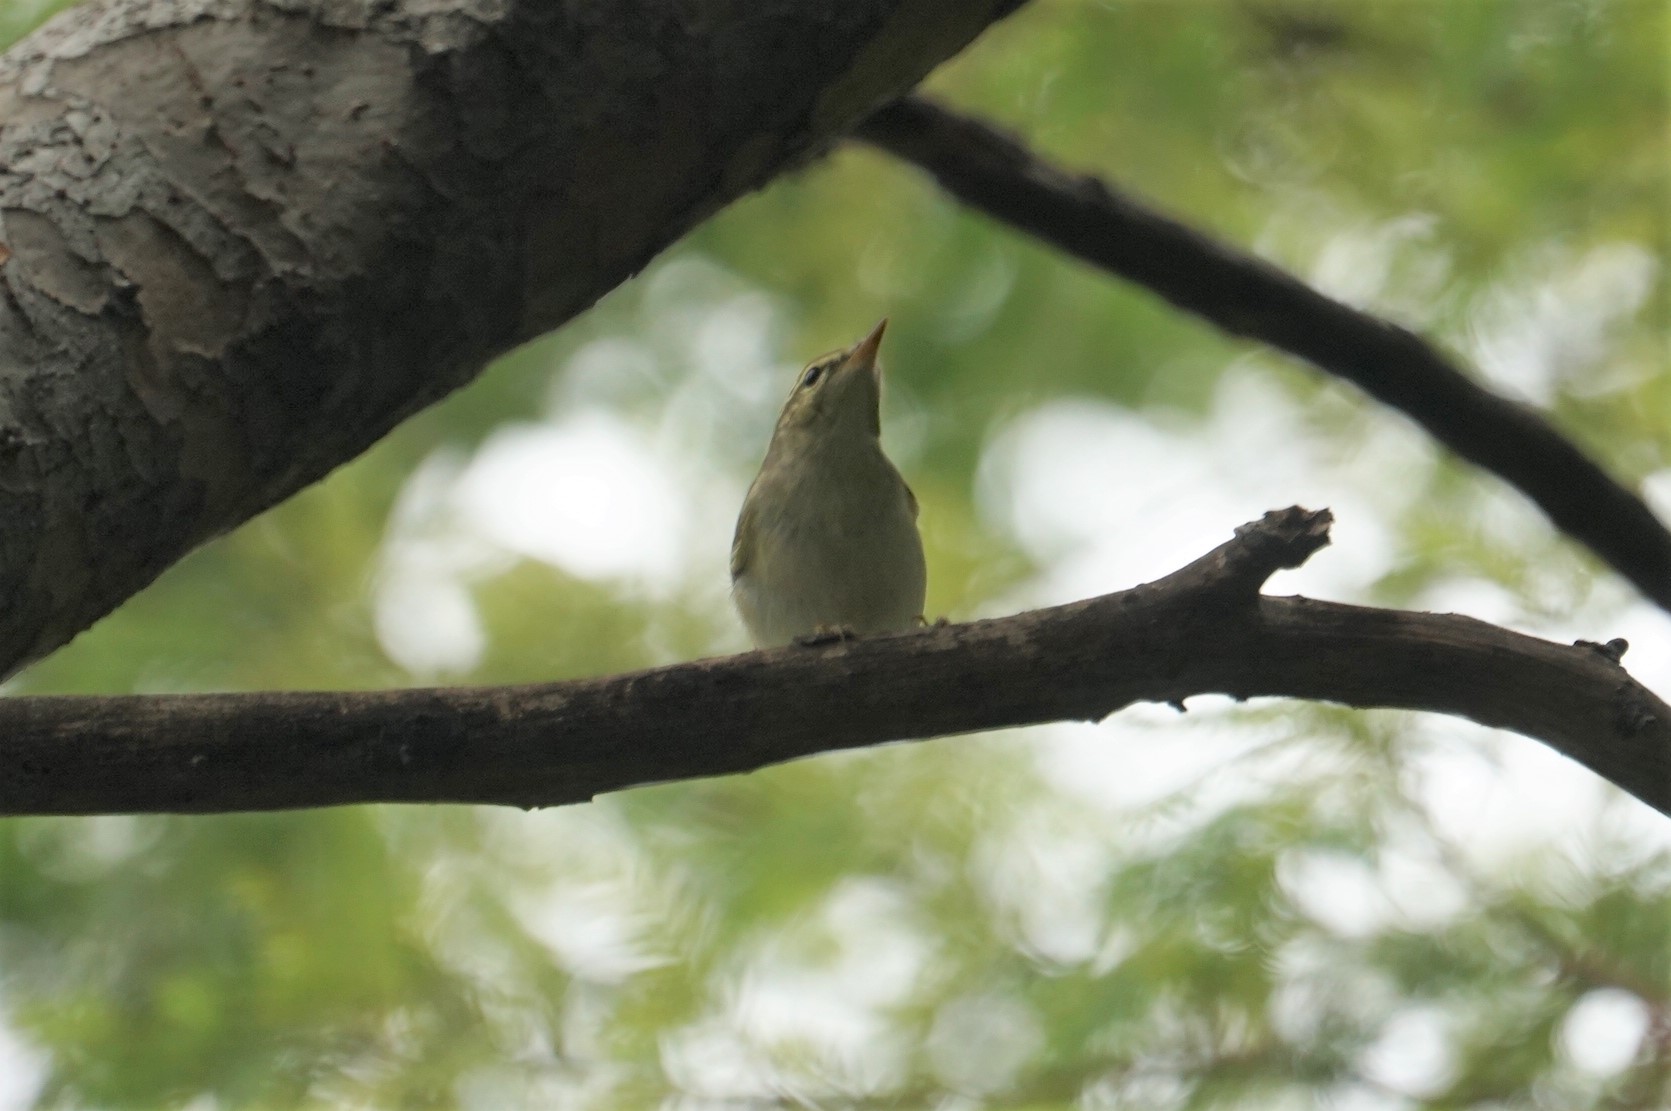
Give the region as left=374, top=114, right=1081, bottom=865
left=729, top=493, right=756, bottom=580
left=904, top=479, right=919, bottom=520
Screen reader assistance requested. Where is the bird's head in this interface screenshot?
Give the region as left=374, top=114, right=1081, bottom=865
left=771, top=318, right=888, bottom=444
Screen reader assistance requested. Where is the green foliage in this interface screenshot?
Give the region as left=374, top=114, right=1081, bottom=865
left=2, top=0, right=1668, bottom=1108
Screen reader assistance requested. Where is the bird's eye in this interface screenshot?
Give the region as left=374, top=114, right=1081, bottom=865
left=801, top=364, right=825, bottom=388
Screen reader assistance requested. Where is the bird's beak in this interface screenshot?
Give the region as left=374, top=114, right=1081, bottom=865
left=849, top=318, right=888, bottom=377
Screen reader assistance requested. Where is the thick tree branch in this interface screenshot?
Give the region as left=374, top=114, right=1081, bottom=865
left=0, top=0, right=1027, bottom=679
left=4, top=508, right=1666, bottom=820
left=853, top=96, right=1671, bottom=615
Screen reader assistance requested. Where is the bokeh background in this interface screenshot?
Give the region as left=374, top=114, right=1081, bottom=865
left=2, top=0, right=1668, bottom=1107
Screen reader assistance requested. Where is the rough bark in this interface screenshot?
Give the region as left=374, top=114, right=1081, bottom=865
left=0, top=0, right=1024, bottom=677
left=4, top=508, right=1666, bottom=820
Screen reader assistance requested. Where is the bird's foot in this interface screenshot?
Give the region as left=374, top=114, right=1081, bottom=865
left=914, top=614, right=950, bottom=629
left=794, top=624, right=857, bottom=647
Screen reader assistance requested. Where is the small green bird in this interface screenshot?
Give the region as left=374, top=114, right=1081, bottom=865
left=731, top=319, right=927, bottom=647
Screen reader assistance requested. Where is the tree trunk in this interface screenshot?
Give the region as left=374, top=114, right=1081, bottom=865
left=0, top=0, right=1021, bottom=677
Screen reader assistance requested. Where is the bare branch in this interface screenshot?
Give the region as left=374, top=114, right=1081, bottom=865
left=4, top=508, right=1665, bottom=820
left=853, top=96, right=1671, bottom=615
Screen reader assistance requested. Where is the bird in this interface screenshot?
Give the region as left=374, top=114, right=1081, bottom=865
left=731, top=319, right=926, bottom=647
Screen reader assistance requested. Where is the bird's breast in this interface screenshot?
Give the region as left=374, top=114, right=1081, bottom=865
left=733, top=447, right=925, bottom=645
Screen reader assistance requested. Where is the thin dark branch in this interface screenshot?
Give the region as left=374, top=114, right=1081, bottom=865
left=3, top=508, right=1666, bottom=820
left=852, top=96, right=1671, bottom=615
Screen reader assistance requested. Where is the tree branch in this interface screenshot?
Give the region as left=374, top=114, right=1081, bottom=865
left=4, top=508, right=1665, bottom=820
left=853, top=96, right=1671, bottom=615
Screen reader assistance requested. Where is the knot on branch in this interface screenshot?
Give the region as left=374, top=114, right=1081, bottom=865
left=1205, top=506, right=1333, bottom=596
left=1146, top=507, right=1332, bottom=607
left=1231, top=506, right=1333, bottom=565
left=1574, top=637, right=1630, bottom=666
